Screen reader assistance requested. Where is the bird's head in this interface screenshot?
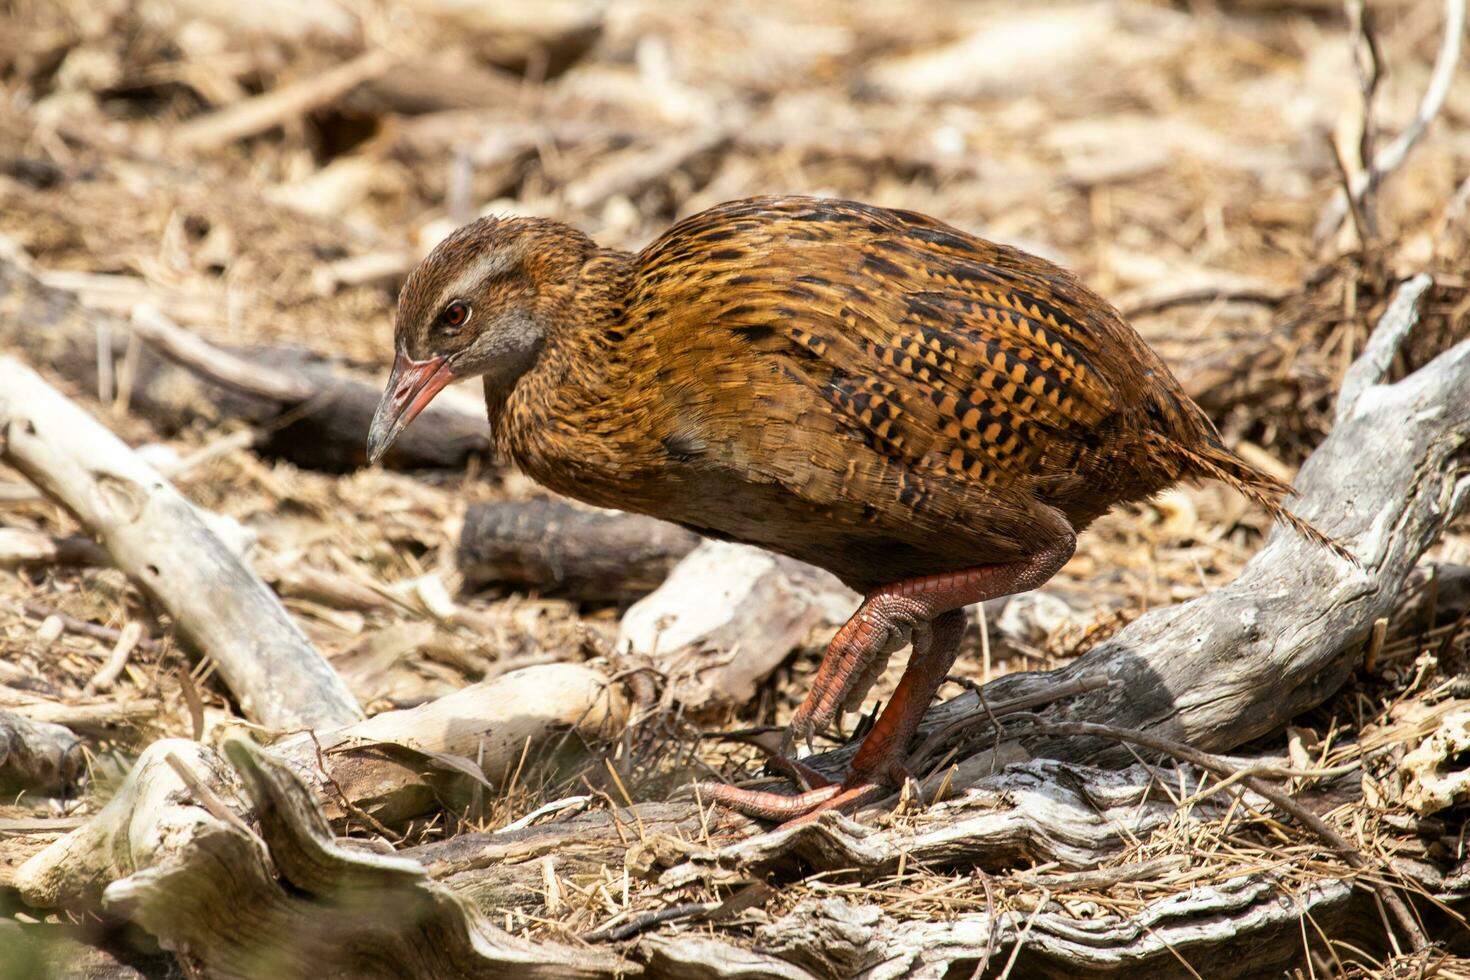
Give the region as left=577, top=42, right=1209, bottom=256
left=367, top=215, right=597, bottom=464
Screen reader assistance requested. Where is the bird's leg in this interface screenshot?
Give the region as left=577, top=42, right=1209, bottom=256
left=701, top=532, right=1075, bottom=824
left=784, top=598, right=912, bottom=753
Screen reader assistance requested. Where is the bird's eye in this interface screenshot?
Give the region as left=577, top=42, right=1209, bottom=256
left=439, top=301, right=471, bottom=329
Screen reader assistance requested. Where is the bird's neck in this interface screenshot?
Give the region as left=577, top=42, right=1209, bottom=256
left=486, top=247, right=645, bottom=498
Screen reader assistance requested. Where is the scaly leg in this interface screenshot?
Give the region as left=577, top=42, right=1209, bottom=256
left=702, top=532, right=1075, bottom=824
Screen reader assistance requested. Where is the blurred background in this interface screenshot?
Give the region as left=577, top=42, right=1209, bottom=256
left=0, top=0, right=1467, bottom=913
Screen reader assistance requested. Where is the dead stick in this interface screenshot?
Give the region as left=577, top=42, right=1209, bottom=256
left=1315, top=0, right=1464, bottom=243
left=22, top=601, right=159, bottom=652
left=172, top=50, right=395, bottom=152
left=0, top=357, right=362, bottom=730
left=130, top=305, right=312, bottom=402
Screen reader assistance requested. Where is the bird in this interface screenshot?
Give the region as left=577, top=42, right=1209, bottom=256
left=368, top=195, right=1333, bottom=824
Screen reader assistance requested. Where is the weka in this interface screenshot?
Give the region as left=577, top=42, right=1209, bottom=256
left=368, top=195, right=1323, bottom=823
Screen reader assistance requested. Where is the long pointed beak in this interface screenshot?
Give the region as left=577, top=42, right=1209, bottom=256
left=367, top=352, right=456, bottom=465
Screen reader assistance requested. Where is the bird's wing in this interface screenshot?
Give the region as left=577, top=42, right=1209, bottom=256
left=637, top=197, right=1132, bottom=494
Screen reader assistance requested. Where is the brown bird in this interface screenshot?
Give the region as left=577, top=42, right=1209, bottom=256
left=368, top=196, right=1328, bottom=823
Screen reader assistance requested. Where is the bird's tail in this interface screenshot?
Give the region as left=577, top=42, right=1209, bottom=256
left=1147, top=429, right=1354, bottom=564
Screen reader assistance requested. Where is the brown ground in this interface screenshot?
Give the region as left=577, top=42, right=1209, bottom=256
left=0, top=0, right=1468, bottom=974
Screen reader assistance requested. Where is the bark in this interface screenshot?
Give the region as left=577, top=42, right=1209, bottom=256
left=0, top=710, right=82, bottom=795
left=458, top=498, right=700, bottom=601
left=0, top=356, right=363, bottom=731
left=0, top=254, right=490, bottom=472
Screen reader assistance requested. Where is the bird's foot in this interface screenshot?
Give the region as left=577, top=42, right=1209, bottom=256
left=697, top=776, right=891, bottom=828
left=699, top=756, right=910, bottom=828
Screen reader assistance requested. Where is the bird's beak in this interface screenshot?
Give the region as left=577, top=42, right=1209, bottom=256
left=367, top=352, right=456, bottom=465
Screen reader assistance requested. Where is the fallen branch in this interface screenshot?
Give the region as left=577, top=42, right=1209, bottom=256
left=0, top=357, right=362, bottom=730
left=272, top=662, right=629, bottom=825
left=1028, top=719, right=1428, bottom=952
left=619, top=541, right=858, bottom=714
left=5, top=699, right=161, bottom=736
left=129, top=303, right=313, bottom=403
left=18, top=737, right=624, bottom=978
left=171, top=50, right=396, bottom=152
left=19, top=601, right=159, bottom=654
left=458, top=498, right=700, bottom=601
left=15, top=662, right=629, bottom=912
left=0, top=253, right=490, bottom=471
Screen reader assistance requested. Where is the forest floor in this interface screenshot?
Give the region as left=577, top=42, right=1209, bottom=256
left=1, top=0, right=1468, bottom=976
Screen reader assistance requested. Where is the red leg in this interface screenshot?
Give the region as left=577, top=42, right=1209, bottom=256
left=701, top=532, right=1075, bottom=824
left=784, top=595, right=910, bottom=753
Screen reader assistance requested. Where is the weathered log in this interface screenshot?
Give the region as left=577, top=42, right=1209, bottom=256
left=18, top=738, right=624, bottom=979
left=15, top=663, right=628, bottom=909
left=0, top=254, right=490, bottom=471
left=618, top=541, right=858, bottom=714
left=458, top=498, right=700, bottom=601
left=0, top=357, right=362, bottom=730
left=272, top=663, right=629, bottom=825
left=0, top=710, right=82, bottom=795
left=170, top=50, right=395, bottom=152
left=24, top=736, right=1455, bottom=979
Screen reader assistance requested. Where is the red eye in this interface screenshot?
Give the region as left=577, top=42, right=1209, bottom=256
left=440, top=301, right=471, bottom=328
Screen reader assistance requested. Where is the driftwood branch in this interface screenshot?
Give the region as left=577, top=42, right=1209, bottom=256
left=273, top=663, right=629, bottom=826
left=15, top=663, right=628, bottom=909
left=0, top=254, right=490, bottom=471
left=1335, top=273, right=1432, bottom=422
left=171, top=50, right=396, bottom=152
left=0, top=357, right=362, bottom=730
left=619, top=541, right=858, bottom=714
left=458, top=499, right=700, bottom=601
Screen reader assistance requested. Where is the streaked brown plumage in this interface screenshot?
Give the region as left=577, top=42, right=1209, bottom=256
left=369, top=195, right=1326, bottom=823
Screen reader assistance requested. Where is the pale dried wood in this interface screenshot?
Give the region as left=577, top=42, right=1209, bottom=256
left=129, top=304, right=312, bottom=403
left=273, top=663, right=629, bottom=825
left=1314, top=0, right=1465, bottom=244
left=5, top=698, right=161, bottom=735
left=619, top=541, right=858, bottom=714
left=16, top=736, right=625, bottom=979
left=0, top=356, right=362, bottom=730
left=562, top=128, right=733, bottom=212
